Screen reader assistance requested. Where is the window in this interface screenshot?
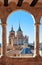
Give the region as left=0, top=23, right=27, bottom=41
left=39, top=17, right=42, bottom=57
left=6, top=10, right=36, bottom=58
left=0, top=19, right=2, bottom=57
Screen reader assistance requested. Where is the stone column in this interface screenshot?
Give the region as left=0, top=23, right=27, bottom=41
left=1, top=18, right=7, bottom=56
left=34, top=16, right=40, bottom=57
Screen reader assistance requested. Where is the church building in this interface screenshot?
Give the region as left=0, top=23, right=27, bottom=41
left=6, top=24, right=33, bottom=57
left=8, top=24, right=28, bottom=47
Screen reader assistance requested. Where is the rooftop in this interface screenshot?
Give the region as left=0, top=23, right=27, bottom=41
left=20, top=47, right=32, bottom=54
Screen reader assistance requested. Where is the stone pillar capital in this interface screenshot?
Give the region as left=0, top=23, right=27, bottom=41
left=2, top=23, right=7, bottom=26
left=1, top=17, right=7, bottom=24
left=34, top=22, right=40, bottom=26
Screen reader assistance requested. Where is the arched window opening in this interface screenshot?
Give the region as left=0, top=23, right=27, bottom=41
left=6, top=10, right=36, bottom=58
left=0, top=19, right=2, bottom=57
left=39, top=17, right=42, bottom=57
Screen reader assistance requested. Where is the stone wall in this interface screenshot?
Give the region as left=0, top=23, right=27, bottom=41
left=0, top=1, right=42, bottom=65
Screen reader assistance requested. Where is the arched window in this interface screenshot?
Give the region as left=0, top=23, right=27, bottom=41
left=0, top=19, right=2, bottom=57
left=39, top=17, right=42, bottom=57
left=6, top=10, right=36, bottom=58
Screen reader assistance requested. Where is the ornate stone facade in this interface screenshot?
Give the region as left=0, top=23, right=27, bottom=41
left=9, top=25, right=28, bottom=46
left=6, top=25, right=30, bottom=57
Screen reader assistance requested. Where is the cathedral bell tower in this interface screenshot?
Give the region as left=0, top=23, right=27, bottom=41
left=16, top=23, right=23, bottom=45
left=9, top=26, right=15, bottom=47
left=16, top=23, right=23, bottom=39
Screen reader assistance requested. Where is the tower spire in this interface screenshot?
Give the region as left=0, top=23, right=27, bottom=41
left=18, top=21, right=22, bottom=31
left=19, top=20, right=20, bottom=29
left=12, top=25, right=13, bottom=31
left=11, top=25, right=14, bottom=32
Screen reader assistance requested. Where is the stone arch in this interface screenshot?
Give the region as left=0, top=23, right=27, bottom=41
left=0, top=2, right=41, bottom=58
left=0, top=1, right=41, bottom=65
left=6, top=9, right=36, bottom=58
left=3, top=2, right=36, bottom=18
left=0, top=2, right=37, bottom=58
left=6, top=9, right=35, bottom=20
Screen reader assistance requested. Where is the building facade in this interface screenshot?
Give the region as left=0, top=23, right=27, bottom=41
left=8, top=24, right=28, bottom=47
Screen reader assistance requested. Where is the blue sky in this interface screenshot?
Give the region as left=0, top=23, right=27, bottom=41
left=7, top=10, right=34, bottom=43
left=40, top=17, right=42, bottom=43
left=0, top=10, right=42, bottom=44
